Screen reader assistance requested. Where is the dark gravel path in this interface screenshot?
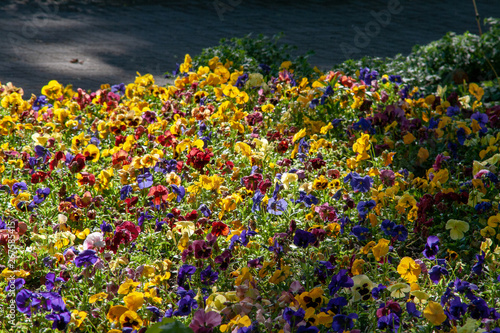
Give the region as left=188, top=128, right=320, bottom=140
left=1, top=0, right=499, bottom=96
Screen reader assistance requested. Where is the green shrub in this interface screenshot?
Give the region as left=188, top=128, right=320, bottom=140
left=332, top=18, right=500, bottom=100
left=191, top=33, right=316, bottom=79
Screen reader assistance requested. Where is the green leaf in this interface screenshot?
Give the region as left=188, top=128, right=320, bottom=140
left=145, top=318, right=194, bottom=333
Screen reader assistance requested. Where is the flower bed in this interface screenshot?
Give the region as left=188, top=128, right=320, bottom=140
left=0, top=52, right=500, bottom=333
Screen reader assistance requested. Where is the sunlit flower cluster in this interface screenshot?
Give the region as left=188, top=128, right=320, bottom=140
left=0, top=54, right=499, bottom=333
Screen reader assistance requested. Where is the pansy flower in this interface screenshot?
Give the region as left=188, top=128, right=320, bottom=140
left=330, top=313, right=358, bottom=333
left=350, top=225, right=370, bottom=241
left=120, top=310, right=143, bottom=329
left=423, top=236, right=439, bottom=260
left=12, top=182, right=28, bottom=196
left=314, top=202, right=338, bottom=222
left=406, top=301, right=421, bottom=317
left=293, top=229, right=317, bottom=248
left=356, top=199, right=376, bottom=220
left=381, top=219, right=395, bottom=236
left=351, top=275, right=374, bottom=301
left=283, top=307, right=305, bottom=327
left=33, top=187, right=51, bottom=204
left=322, top=296, right=347, bottom=314
left=170, top=184, right=186, bottom=202
left=328, top=269, right=354, bottom=295
left=293, top=191, right=319, bottom=208
left=137, top=170, right=154, bottom=189
left=200, top=265, right=219, bottom=286
left=445, top=219, right=469, bottom=240
left=189, top=309, right=222, bottom=333
left=371, top=284, right=387, bottom=299
left=68, top=153, right=86, bottom=174
left=377, top=313, right=399, bottom=332
left=447, top=296, right=467, bottom=320
left=177, top=264, right=197, bottom=288
left=34, top=145, right=51, bottom=161
left=429, top=264, right=449, bottom=284
left=120, top=185, right=133, bottom=200
left=45, top=311, right=72, bottom=330
left=393, top=225, right=408, bottom=241
left=423, top=301, right=447, bottom=325
left=211, top=222, right=229, bottom=237
left=344, top=172, right=373, bottom=193
left=251, top=190, right=264, bottom=212
left=83, top=144, right=100, bottom=162
left=16, top=289, right=34, bottom=315
left=388, top=283, right=410, bottom=298
left=397, top=257, right=421, bottom=283
left=468, top=296, right=490, bottom=319
left=186, top=147, right=213, bottom=171
left=267, top=197, right=288, bottom=215
left=147, top=185, right=168, bottom=207
left=372, top=238, right=390, bottom=261
left=198, top=203, right=211, bottom=217
left=472, top=252, right=485, bottom=275
left=73, top=249, right=98, bottom=268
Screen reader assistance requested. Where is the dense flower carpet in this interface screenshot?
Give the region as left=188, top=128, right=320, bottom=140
left=0, top=54, right=500, bottom=333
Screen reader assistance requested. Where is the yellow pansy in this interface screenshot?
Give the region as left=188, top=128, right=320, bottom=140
left=234, top=267, right=255, bottom=286
left=106, top=305, right=129, bottom=324
left=281, top=173, right=298, bottom=190
left=351, top=259, right=365, bottom=275
left=123, top=291, right=144, bottom=312
left=292, top=128, right=307, bottom=144
left=234, top=142, right=252, bottom=158
left=280, top=61, right=292, bottom=69
left=397, top=257, right=421, bottom=283
left=41, top=80, right=63, bottom=99
left=261, top=104, right=275, bottom=113
left=417, top=147, right=429, bottom=163
left=403, top=133, right=416, bottom=144
left=70, top=310, right=87, bottom=328
left=360, top=241, right=377, bottom=255
left=82, top=144, right=100, bottom=162
left=372, top=238, right=390, bottom=261
left=487, top=214, right=500, bottom=228
left=175, top=221, right=195, bottom=237
left=89, top=292, right=108, bottom=303
left=140, top=153, right=159, bottom=168
left=75, top=228, right=90, bottom=240
left=94, top=167, right=114, bottom=192
left=469, top=83, right=484, bottom=101
left=388, top=282, right=411, bottom=298
left=119, top=310, right=143, bottom=329
left=313, top=175, right=329, bottom=190
left=32, top=132, right=52, bottom=146
left=423, top=301, right=447, bottom=325
left=411, top=290, right=430, bottom=304
left=269, top=265, right=291, bottom=284
left=246, top=73, right=264, bottom=88
left=220, top=315, right=251, bottom=333
left=48, top=231, right=76, bottom=251
left=118, top=279, right=140, bottom=295
left=297, top=287, right=324, bottom=309
left=445, top=219, right=469, bottom=240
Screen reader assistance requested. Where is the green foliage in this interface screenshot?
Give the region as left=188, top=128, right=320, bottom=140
left=332, top=18, right=500, bottom=101
left=145, top=318, right=193, bottom=333
left=192, top=33, right=316, bottom=78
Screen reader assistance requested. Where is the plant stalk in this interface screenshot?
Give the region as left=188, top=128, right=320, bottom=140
left=472, top=0, right=482, bottom=36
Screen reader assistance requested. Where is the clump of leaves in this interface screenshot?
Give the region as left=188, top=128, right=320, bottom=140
left=332, top=17, right=500, bottom=102
left=192, top=33, right=316, bottom=78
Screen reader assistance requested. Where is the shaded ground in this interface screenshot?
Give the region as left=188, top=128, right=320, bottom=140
left=1, top=0, right=499, bottom=96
